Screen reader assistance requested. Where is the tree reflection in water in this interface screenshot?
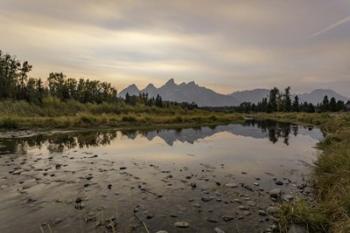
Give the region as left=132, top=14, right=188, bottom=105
left=0, top=120, right=319, bottom=155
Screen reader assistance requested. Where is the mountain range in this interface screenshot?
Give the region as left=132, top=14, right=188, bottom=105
left=119, top=79, right=349, bottom=107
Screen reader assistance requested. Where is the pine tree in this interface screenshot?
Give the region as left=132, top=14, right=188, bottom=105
left=329, top=97, right=337, bottom=112
left=322, top=95, right=329, bottom=112
left=292, top=95, right=299, bottom=112
left=284, top=87, right=292, bottom=112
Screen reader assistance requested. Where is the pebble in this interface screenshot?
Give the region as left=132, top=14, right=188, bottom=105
left=54, top=218, right=63, bottom=225
left=214, top=227, right=226, bottom=233
left=266, top=206, right=280, bottom=217
left=282, top=194, right=294, bottom=202
left=258, top=210, right=267, bottom=216
left=275, top=180, right=284, bottom=185
left=238, top=205, right=249, bottom=210
left=225, top=183, right=238, bottom=188
left=233, top=199, right=242, bottom=204
left=174, top=221, right=190, bottom=228
left=206, top=218, right=218, bottom=223
left=269, top=188, right=281, bottom=198
left=243, top=210, right=251, bottom=216
left=201, top=196, right=213, bottom=202
left=288, top=224, right=307, bottom=233
left=247, top=201, right=256, bottom=207
left=222, top=216, right=234, bottom=222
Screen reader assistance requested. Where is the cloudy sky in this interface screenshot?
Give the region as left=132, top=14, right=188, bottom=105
left=1, top=0, right=350, bottom=96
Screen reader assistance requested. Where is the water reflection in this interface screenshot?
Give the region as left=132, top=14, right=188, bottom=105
left=0, top=120, right=323, bottom=155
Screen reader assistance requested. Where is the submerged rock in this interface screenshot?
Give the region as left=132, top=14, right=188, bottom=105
left=214, top=227, right=226, bottom=233
left=288, top=224, right=307, bottom=233
left=266, top=206, right=280, bottom=217
left=282, top=194, right=294, bottom=202
left=275, top=180, right=284, bottom=186
left=222, top=216, right=234, bottom=222
left=269, top=188, right=281, bottom=198
left=201, top=196, right=213, bottom=202
left=258, top=210, right=267, bottom=216
left=238, top=205, right=249, bottom=210
left=225, top=183, right=238, bottom=188
left=207, top=218, right=218, bottom=223
left=174, top=221, right=190, bottom=228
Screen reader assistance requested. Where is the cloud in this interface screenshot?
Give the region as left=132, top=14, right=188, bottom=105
left=0, top=0, right=349, bottom=96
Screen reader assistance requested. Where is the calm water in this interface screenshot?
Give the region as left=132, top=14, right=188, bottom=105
left=0, top=121, right=323, bottom=233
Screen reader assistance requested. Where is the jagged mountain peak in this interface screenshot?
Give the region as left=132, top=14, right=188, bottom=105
left=118, top=79, right=348, bottom=106
left=128, top=84, right=138, bottom=89
left=118, top=84, right=140, bottom=98
left=163, top=78, right=176, bottom=87
left=187, top=81, right=197, bottom=86
left=145, top=83, right=156, bottom=89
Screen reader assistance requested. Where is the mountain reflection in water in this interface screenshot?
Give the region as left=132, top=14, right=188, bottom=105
left=0, top=120, right=324, bottom=155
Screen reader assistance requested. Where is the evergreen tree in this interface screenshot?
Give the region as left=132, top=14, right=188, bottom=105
left=292, top=95, right=299, bottom=112
left=268, top=87, right=279, bottom=112
left=329, top=97, right=337, bottom=112
left=322, top=95, right=329, bottom=111
left=155, top=94, right=163, bottom=107
left=283, top=86, right=292, bottom=112
left=336, top=100, right=345, bottom=111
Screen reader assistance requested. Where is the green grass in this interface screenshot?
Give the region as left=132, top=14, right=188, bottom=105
left=0, top=99, right=244, bottom=130
left=255, top=112, right=350, bottom=233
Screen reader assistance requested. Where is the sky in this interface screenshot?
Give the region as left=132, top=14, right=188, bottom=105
left=0, top=0, right=350, bottom=96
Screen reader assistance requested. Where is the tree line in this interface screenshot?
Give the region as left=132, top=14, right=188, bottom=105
left=125, top=92, right=198, bottom=109
left=235, top=87, right=348, bottom=113
left=0, top=50, right=198, bottom=109
left=0, top=50, right=118, bottom=104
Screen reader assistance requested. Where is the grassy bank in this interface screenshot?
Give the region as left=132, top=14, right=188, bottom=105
left=254, top=112, right=350, bottom=233
left=0, top=100, right=244, bottom=130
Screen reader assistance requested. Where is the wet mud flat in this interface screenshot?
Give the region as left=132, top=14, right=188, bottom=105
left=0, top=122, right=322, bottom=233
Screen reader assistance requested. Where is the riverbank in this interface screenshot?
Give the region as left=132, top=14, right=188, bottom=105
left=253, top=112, right=350, bottom=233
left=0, top=113, right=244, bottom=130
left=0, top=100, right=244, bottom=130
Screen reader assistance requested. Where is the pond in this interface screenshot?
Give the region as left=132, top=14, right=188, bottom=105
left=0, top=120, right=324, bottom=233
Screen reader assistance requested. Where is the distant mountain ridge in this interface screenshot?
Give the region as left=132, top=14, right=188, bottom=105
left=118, top=79, right=349, bottom=107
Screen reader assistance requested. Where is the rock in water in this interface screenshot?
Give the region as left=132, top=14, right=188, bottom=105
left=214, top=227, right=226, bottom=233
left=282, top=194, right=294, bottom=202
left=225, top=183, right=238, bottom=188
left=266, top=206, right=281, bottom=217
left=174, top=221, right=190, bottom=228
left=201, top=196, right=213, bottom=202
left=269, top=188, right=281, bottom=198
left=288, top=224, right=307, bottom=233
left=222, top=216, right=234, bottom=222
